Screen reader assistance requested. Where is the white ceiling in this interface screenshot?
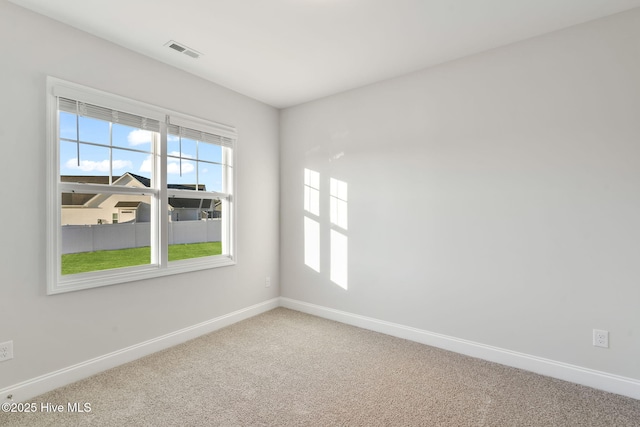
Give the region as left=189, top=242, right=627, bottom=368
left=9, top=0, right=640, bottom=108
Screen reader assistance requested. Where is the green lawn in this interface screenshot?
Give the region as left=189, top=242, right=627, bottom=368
left=61, top=242, right=222, bottom=275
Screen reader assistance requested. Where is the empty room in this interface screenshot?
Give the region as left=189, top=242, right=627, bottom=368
left=1, top=0, right=639, bottom=425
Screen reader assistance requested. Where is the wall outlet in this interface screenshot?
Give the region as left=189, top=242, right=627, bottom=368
left=0, top=341, right=13, bottom=362
left=593, top=329, right=609, bottom=348
left=265, top=276, right=271, bottom=288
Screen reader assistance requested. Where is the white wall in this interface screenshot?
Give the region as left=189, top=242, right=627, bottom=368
left=0, top=0, right=279, bottom=389
left=280, top=9, right=640, bottom=381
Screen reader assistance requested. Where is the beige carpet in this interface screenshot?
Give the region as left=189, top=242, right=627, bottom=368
left=1, top=308, right=639, bottom=426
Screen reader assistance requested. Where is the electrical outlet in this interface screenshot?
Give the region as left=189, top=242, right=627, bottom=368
left=0, top=341, right=13, bottom=362
left=265, top=276, right=271, bottom=288
left=593, top=329, right=609, bottom=348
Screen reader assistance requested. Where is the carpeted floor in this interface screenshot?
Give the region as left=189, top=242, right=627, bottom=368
left=1, top=308, right=639, bottom=426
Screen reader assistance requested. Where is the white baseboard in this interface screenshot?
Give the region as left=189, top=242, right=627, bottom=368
left=279, top=297, right=640, bottom=400
left=4, top=296, right=638, bottom=403
left=1, top=298, right=279, bottom=403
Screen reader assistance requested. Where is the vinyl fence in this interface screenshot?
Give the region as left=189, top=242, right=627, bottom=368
left=61, top=220, right=222, bottom=254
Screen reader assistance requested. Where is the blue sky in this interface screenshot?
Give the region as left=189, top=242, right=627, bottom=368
left=59, top=112, right=224, bottom=192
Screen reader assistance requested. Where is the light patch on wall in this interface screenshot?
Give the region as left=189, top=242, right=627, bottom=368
left=304, top=168, right=320, bottom=216
left=329, top=178, right=348, bottom=289
left=304, top=217, right=320, bottom=272
left=330, top=229, right=348, bottom=289
left=304, top=168, right=321, bottom=272
left=330, top=177, right=348, bottom=230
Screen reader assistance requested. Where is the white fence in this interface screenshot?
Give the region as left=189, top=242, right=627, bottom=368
left=62, top=220, right=222, bottom=254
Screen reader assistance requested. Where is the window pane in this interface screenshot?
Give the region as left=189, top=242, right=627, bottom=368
left=60, top=192, right=152, bottom=275
left=60, top=142, right=111, bottom=181
left=167, top=134, right=181, bottom=155
left=111, top=148, right=152, bottom=187
left=169, top=197, right=223, bottom=261
left=167, top=158, right=197, bottom=187
left=78, top=116, right=109, bottom=145
left=59, top=112, right=77, bottom=140
left=112, top=124, right=154, bottom=150
left=167, top=136, right=197, bottom=161
left=199, top=142, right=222, bottom=164
left=198, top=163, right=222, bottom=193
left=180, top=138, right=197, bottom=159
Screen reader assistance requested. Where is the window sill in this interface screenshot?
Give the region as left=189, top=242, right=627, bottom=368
left=48, top=255, right=236, bottom=295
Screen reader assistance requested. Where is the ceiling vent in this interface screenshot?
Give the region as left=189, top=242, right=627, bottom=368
left=165, top=40, right=202, bottom=59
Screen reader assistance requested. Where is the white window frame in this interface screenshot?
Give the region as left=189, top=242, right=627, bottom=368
left=46, top=77, right=237, bottom=294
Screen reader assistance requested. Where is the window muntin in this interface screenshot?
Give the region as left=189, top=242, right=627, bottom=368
left=48, top=77, right=236, bottom=294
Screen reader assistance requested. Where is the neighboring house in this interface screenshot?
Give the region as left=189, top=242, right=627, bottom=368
left=61, top=172, right=220, bottom=225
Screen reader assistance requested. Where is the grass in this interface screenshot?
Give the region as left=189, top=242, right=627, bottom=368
left=61, top=242, right=222, bottom=275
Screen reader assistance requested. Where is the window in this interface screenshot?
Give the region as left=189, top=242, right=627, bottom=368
left=47, top=77, right=236, bottom=294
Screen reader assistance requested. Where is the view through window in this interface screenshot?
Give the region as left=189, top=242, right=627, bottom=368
left=48, top=77, right=236, bottom=293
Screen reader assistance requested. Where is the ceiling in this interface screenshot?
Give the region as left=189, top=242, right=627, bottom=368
left=9, top=0, right=640, bottom=108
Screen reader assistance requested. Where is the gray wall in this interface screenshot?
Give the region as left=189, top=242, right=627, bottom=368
left=280, top=9, right=640, bottom=380
left=0, top=0, right=279, bottom=389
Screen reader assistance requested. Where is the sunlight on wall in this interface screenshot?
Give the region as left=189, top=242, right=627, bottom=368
left=303, top=170, right=348, bottom=286
left=304, top=169, right=321, bottom=272
left=330, top=229, right=348, bottom=289
left=330, top=178, right=348, bottom=230
left=304, top=217, right=321, bottom=272
left=330, top=178, right=348, bottom=289
left=304, top=168, right=320, bottom=216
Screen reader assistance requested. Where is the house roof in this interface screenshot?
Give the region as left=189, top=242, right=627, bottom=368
left=61, top=175, right=111, bottom=185
left=61, top=173, right=218, bottom=210
left=123, top=173, right=206, bottom=191
left=61, top=192, right=96, bottom=206
left=168, top=198, right=217, bottom=209
left=62, top=172, right=205, bottom=190
left=61, top=173, right=207, bottom=206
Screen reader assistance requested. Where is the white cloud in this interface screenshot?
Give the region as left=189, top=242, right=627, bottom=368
left=127, top=129, right=153, bottom=146
left=139, top=155, right=152, bottom=173
left=168, top=135, right=179, bottom=142
left=168, top=161, right=195, bottom=174
left=139, top=155, right=195, bottom=175
left=65, top=158, right=132, bottom=172
left=112, top=160, right=132, bottom=170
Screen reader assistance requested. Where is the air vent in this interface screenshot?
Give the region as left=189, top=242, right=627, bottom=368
left=168, top=43, right=186, bottom=53
left=164, top=40, right=202, bottom=59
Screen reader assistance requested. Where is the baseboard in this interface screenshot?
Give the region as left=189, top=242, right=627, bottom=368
left=5, top=297, right=638, bottom=403
left=279, top=297, right=640, bottom=400
left=1, top=298, right=280, bottom=403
